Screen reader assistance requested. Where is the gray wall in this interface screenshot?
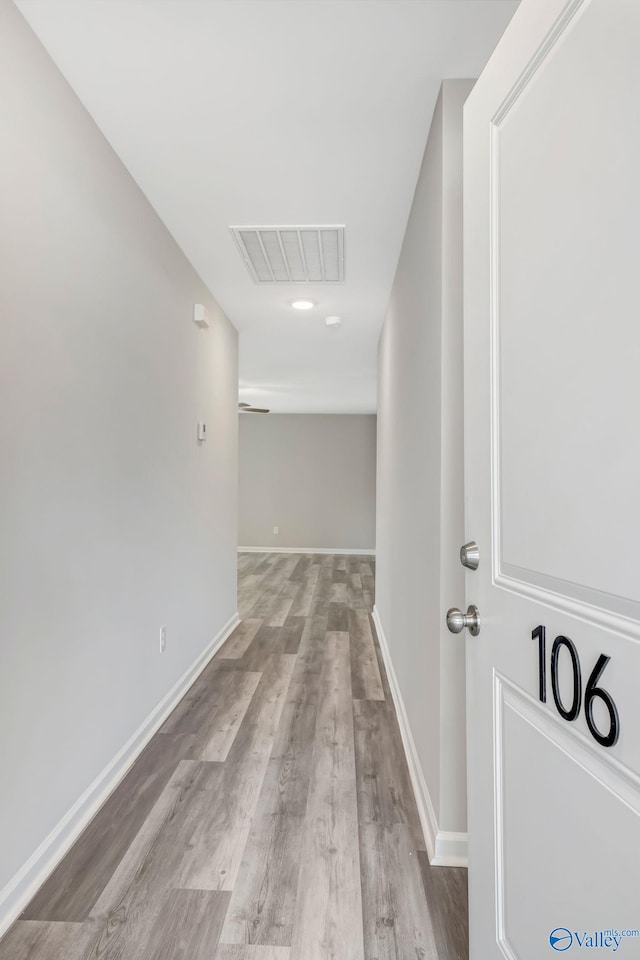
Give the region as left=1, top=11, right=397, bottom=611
left=239, top=414, right=376, bottom=550
left=0, top=0, right=238, bottom=913
left=376, top=81, right=472, bottom=854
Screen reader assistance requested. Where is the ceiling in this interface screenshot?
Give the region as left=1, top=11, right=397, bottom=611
left=15, top=0, right=519, bottom=413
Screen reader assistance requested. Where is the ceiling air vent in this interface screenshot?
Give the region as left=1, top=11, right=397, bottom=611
left=230, top=225, right=344, bottom=283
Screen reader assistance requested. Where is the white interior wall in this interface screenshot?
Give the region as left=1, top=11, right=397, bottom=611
left=239, top=414, right=376, bottom=552
left=375, top=80, right=473, bottom=865
left=0, top=0, right=238, bottom=929
left=439, top=82, right=470, bottom=836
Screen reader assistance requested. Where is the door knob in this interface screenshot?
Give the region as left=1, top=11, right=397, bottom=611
left=460, top=541, right=479, bottom=570
left=446, top=604, right=480, bottom=636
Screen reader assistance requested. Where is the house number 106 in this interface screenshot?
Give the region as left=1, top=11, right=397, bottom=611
left=532, top=625, right=620, bottom=748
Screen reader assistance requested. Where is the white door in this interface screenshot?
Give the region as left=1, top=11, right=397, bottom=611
left=463, top=1, right=640, bottom=958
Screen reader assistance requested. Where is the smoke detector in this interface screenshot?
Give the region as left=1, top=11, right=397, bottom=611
left=231, top=225, right=344, bottom=283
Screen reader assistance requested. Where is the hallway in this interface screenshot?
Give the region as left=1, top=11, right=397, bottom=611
left=2, top=553, right=467, bottom=960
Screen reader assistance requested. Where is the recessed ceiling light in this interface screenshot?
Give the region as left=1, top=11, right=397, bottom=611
left=291, top=299, right=315, bottom=310
left=325, top=315, right=342, bottom=327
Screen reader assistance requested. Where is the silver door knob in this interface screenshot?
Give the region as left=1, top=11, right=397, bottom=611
left=460, top=541, right=479, bottom=570
left=446, top=605, right=480, bottom=636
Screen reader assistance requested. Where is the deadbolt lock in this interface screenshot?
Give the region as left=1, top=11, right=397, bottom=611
left=460, top=541, right=479, bottom=570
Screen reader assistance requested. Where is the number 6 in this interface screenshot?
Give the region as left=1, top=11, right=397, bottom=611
left=584, top=654, right=620, bottom=748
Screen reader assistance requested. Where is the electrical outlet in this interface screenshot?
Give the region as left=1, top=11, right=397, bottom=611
left=159, top=625, right=166, bottom=654
left=273, top=526, right=279, bottom=535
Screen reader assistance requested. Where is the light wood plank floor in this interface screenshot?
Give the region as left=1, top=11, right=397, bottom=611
left=2, top=552, right=468, bottom=960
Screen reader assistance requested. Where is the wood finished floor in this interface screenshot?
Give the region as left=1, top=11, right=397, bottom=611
left=2, top=552, right=468, bottom=960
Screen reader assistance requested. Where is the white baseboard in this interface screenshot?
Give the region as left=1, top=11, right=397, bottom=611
left=0, top=610, right=240, bottom=939
left=371, top=605, right=468, bottom=868
left=238, top=546, right=375, bottom=556
left=431, top=830, right=469, bottom=866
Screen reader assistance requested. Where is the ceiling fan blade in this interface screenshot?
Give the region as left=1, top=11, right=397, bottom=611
left=238, top=402, right=251, bottom=408
left=244, top=407, right=270, bottom=414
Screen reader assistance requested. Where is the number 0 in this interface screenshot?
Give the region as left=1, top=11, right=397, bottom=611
left=550, top=636, right=581, bottom=722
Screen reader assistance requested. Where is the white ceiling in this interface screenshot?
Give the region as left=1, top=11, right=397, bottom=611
left=15, top=0, right=518, bottom=413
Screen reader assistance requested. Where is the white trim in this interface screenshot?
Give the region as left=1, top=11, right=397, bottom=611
left=371, top=605, right=468, bottom=868
left=432, top=831, right=469, bottom=867
left=371, top=605, right=437, bottom=860
left=0, top=611, right=240, bottom=939
left=238, top=546, right=375, bottom=556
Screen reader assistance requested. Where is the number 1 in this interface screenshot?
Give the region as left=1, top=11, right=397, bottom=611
left=532, top=624, right=546, bottom=702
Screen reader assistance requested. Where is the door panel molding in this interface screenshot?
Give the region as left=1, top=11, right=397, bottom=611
left=496, top=565, right=640, bottom=638
left=490, top=0, right=588, bottom=129
left=494, top=672, right=640, bottom=955
left=488, top=0, right=639, bottom=632
left=489, top=0, right=590, bottom=602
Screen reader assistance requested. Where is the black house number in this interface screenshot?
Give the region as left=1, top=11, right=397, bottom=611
left=532, top=625, right=620, bottom=748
